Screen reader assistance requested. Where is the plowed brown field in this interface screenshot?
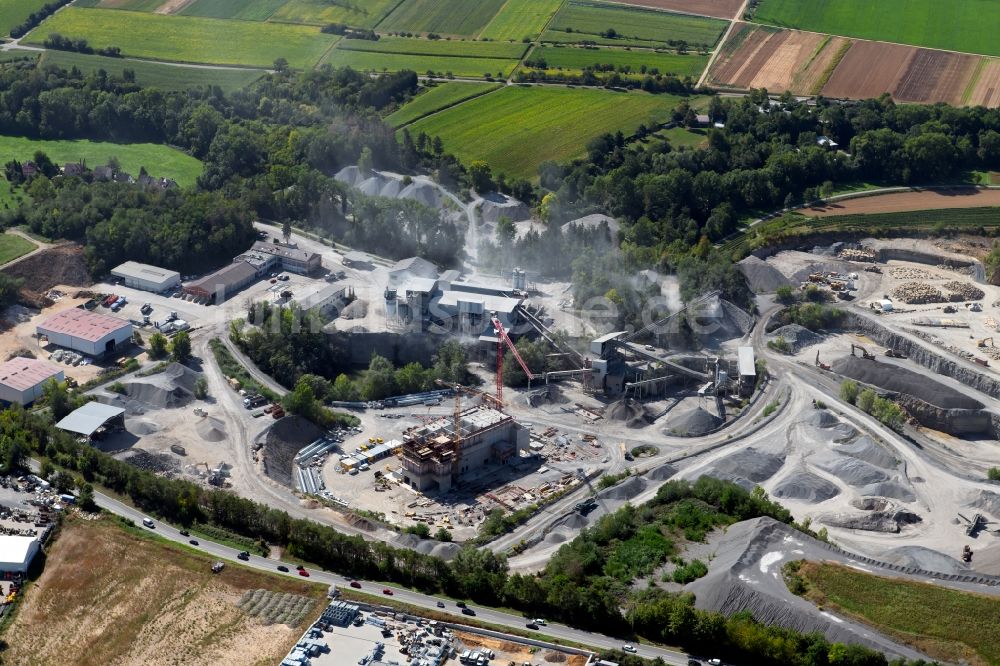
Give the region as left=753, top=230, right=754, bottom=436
left=612, top=0, right=743, bottom=19
left=802, top=189, right=1000, bottom=217
left=822, top=41, right=914, bottom=99
left=968, top=59, right=1000, bottom=107
left=709, top=24, right=774, bottom=87
left=894, top=49, right=977, bottom=105
left=748, top=30, right=826, bottom=91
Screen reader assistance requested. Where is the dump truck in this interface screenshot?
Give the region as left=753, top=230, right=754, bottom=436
left=962, top=545, right=973, bottom=563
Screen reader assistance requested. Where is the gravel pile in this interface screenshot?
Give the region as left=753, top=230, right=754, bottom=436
left=643, top=463, right=677, bottom=481
left=881, top=546, right=968, bottom=574
left=852, top=497, right=890, bottom=511
left=942, top=281, right=984, bottom=301
left=807, top=410, right=839, bottom=428
left=767, top=324, right=821, bottom=352
left=340, top=299, right=367, bottom=319
left=820, top=509, right=921, bottom=533
left=608, top=398, right=655, bottom=428
left=967, top=489, right=1000, bottom=519
left=813, top=454, right=889, bottom=487
left=667, top=407, right=723, bottom=436
left=892, top=281, right=944, bottom=304
left=772, top=472, right=840, bottom=503
left=598, top=475, right=647, bottom=501
left=708, top=447, right=785, bottom=483
left=888, top=266, right=933, bottom=280
left=859, top=481, right=916, bottom=502
left=831, top=355, right=983, bottom=409
left=738, top=256, right=793, bottom=293
left=118, top=449, right=178, bottom=475
left=836, top=436, right=897, bottom=469
left=196, top=416, right=227, bottom=442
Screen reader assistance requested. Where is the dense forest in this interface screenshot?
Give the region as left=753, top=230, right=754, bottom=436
left=0, top=404, right=930, bottom=666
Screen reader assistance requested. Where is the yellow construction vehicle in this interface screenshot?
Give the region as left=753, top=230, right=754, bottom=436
left=851, top=343, right=875, bottom=360
left=978, top=337, right=994, bottom=348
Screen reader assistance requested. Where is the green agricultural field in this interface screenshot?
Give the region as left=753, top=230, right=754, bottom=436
left=548, top=1, right=727, bottom=48
left=74, top=0, right=164, bottom=9
left=337, top=37, right=527, bottom=59
left=39, top=51, right=265, bottom=92
left=386, top=82, right=501, bottom=127
left=322, top=47, right=517, bottom=78
left=0, top=233, right=37, bottom=266
left=657, top=126, right=709, bottom=148
left=179, top=0, right=288, bottom=20
left=269, top=0, right=399, bottom=27
left=0, top=135, right=203, bottom=187
left=407, top=85, right=689, bottom=179
left=378, top=0, right=507, bottom=36
left=795, top=561, right=1000, bottom=664
left=530, top=45, right=708, bottom=77
left=541, top=29, right=664, bottom=49
left=24, top=7, right=337, bottom=69
left=479, top=0, right=565, bottom=41
left=754, top=0, right=1000, bottom=57
left=0, top=0, right=50, bottom=35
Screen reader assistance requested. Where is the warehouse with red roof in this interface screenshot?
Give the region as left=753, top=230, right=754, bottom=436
left=36, top=309, right=133, bottom=358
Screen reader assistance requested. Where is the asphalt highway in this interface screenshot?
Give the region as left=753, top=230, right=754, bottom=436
left=90, top=490, right=701, bottom=665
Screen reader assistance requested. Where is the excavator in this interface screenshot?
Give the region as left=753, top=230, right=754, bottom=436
left=978, top=337, right=994, bottom=348
left=850, top=343, right=876, bottom=360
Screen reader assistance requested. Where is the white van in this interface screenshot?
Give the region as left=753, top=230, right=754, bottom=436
left=142, top=518, right=155, bottom=528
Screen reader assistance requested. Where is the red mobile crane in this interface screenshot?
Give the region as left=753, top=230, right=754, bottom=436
left=492, top=315, right=537, bottom=404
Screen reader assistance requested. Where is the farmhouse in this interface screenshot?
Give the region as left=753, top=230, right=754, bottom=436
left=56, top=402, right=126, bottom=440
left=111, top=261, right=181, bottom=293
left=0, top=536, right=40, bottom=575
left=0, top=357, right=64, bottom=406
left=294, top=284, right=349, bottom=317
left=36, top=309, right=133, bottom=358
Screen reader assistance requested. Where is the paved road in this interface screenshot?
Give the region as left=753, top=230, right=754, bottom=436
left=86, top=488, right=697, bottom=665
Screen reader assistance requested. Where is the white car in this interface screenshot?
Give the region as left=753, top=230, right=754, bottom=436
left=623, top=645, right=637, bottom=653
left=533, top=618, right=546, bottom=626
left=707, top=660, right=722, bottom=666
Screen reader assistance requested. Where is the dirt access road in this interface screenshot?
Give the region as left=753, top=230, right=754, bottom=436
left=803, top=188, right=1000, bottom=216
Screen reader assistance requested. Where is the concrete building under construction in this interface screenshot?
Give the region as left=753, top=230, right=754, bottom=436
left=400, top=405, right=529, bottom=493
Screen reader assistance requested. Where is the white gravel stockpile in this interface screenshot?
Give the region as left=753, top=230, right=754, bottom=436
left=859, top=481, right=916, bottom=503
left=836, top=436, right=898, bottom=469
left=667, top=407, right=723, bottom=436
left=881, top=546, right=968, bottom=574
left=813, top=454, right=890, bottom=487
left=707, top=447, right=785, bottom=484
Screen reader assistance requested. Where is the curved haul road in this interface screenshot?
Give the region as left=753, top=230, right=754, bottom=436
left=88, top=490, right=698, bottom=666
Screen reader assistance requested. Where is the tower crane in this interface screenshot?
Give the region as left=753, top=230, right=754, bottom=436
left=491, top=315, right=537, bottom=404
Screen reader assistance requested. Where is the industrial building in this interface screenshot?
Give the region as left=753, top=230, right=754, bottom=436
left=110, top=261, right=180, bottom=293
left=388, top=256, right=437, bottom=288
left=184, top=261, right=259, bottom=303
left=0, top=536, right=39, bottom=575
left=245, top=241, right=321, bottom=275
left=37, top=309, right=133, bottom=358
left=56, top=401, right=126, bottom=440
left=400, top=405, right=529, bottom=493
left=0, top=357, right=63, bottom=405
left=295, top=284, right=348, bottom=317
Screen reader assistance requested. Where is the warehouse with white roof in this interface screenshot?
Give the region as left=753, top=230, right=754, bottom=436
left=0, top=357, right=63, bottom=405
left=0, top=536, right=39, bottom=575
left=37, top=309, right=133, bottom=358
left=110, top=261, right=180, bottom=293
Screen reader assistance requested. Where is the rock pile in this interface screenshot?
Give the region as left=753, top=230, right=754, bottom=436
left=838, top=247, right=876, bottom=262
left=889, top=266, right=934, bottom=280
left=942, top=281, right=984, bottom=301
left=892, top=281, right=944, bottom=304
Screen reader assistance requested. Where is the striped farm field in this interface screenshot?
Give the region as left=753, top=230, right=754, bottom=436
left=38, top=51, right=265, bottom=92
left=378, top=0, right=507, bottom=36
left=406, top=85, right=690, bottom=179
left=336, top=37, right=528, bottom=60
left=268, top=0, right=400, bottom=27
left=479, top=0, right=565, bottom=41
left=23, top=7, right=337, bottom=68
left=530, top=45, right=708, bottom=77
left=178, top=0, right=289, bottom=20
left=0, top=135, right=202, bottom=187
left=386, top=82, right=502, bottom=128
left=72, top=0, right=163, bottom=10
left=754, top=0, right=1000, bottom=57
left=322, top=48, right=518, bottom=78
left=548, top=1, right=728, bottom=49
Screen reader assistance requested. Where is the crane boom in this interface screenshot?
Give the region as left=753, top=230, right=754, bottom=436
left=492, top=316, right=536, bottom=404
